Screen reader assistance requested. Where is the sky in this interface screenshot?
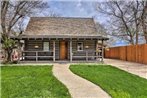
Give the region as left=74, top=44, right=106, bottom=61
left=25, top=0, right=106, bottom=28
left=42, top=0, right=107, bottom=24
left=41, top=0, right=128, bottom=46
left=25, top=0, right=131, bottom=46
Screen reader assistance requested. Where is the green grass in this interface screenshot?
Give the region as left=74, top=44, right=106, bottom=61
left=70, top=65, right=147, bottom=98
left=1, top=66, right=71, bottom=98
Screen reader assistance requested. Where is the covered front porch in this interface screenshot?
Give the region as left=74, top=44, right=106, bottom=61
left=17, top=36, right=108, bottom=62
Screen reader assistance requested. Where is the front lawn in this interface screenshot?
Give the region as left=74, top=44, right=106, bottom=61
left=70, top=65, right=147, bottom=98
left=1, top=66, right=71, bottom=98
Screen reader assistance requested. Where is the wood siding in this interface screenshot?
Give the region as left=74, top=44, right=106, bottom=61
left=25, top=39, right=59, bottom=59
left=25, top=39, right=97, bottom=60
left=68, top=40, right=96, bottom=60
left=25, top=40, right=43, bottom=51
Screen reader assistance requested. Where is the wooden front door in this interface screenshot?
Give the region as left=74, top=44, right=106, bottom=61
left=60, top=41, right=68, bottom=60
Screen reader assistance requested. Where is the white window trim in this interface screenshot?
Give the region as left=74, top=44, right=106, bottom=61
left=43, top=42, right=50, bottom=51
left=77, top=42, right=84, bottom=51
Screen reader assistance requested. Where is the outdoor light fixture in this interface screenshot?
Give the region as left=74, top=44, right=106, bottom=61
left=34, top=45, right=39, bottom=48
left=98, top=49, right=102, bottom=52
left=85, top=45, right=89, bottom=49
left=98, top=40, right=102, bottom=44
left=20, top=40, right=24, bottom=44
left=105, top=46, right=110, bottom=51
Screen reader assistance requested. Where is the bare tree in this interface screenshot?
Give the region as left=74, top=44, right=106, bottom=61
left=95, top=22, right=107, bottom=37
left=140, top=1, right=147, bottom=43
left=1, top=0, right=49, bottom=62
left=12, top=17, right=26, bottom=36
left=1, top=1, right=49, bottom=37
left=129, top=1, right=140, bottom=44
left=96, top=0, right=146, bottom=45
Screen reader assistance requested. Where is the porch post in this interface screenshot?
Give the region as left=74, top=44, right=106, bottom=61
left=36, top=51, right=38, bottom=61
left=70, top=40, right=72, bottom=62
left=96, top=40, right=98, bottom=61
left=101, top=40, right=104, bottom=62
left=86, top=51, right=88, bottom=61
left=53, top=40, right=55, bottom=62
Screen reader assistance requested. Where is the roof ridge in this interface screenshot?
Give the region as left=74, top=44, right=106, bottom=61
left=30, top=17, right=93, bottom=19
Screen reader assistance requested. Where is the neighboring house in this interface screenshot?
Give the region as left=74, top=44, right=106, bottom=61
left=13, top=17, right=108, bottom=62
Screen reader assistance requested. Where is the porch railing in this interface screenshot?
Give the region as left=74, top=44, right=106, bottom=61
left=22, top=51, right=54, bottom=61
left=21, top=50, right=103, bottom=62
left=72, top=50, right=103, bottom=61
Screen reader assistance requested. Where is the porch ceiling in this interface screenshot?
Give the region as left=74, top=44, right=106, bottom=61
left=12, top=35, right=109, bottom=40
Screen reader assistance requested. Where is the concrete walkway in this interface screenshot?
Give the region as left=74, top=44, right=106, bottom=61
left=53, top=63, right=111, bottom=98
left=104, top=59, right=147, bottom=79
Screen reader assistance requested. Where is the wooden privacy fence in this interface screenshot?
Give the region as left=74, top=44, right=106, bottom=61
left=104, top=44, right=147, bottom=64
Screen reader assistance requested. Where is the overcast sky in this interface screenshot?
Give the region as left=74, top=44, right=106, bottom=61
left=22, top=0, right=129, bottom=46
left=40, top=0, right=107, bottom=24
left=26, top=0, right=132, bottom=46
left=25, top=0, right=106, bottom=28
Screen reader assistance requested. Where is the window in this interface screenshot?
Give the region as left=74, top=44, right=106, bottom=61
left=77, top=42, right=83, bottom=51
left=43, top=42, right=49, bottom=51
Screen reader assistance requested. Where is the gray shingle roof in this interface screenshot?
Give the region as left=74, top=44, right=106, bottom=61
left=17, top=17, right=108, bottom=40
left=24, top=17, right=101, bottom=36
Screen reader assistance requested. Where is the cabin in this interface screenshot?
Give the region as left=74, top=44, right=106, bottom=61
left=15, top=17, right=108, bottom=62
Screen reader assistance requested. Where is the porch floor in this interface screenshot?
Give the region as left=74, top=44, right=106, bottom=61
left=19, top=60, right=103, bottom=64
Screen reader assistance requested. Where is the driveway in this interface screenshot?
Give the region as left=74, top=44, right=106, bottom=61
left=53, top=63, right=111, bottom=98
left=104, top=59, right=147, bottom=79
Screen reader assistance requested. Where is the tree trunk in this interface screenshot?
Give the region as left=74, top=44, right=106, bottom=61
left=135, top=19, right=139, bottom=45
left=130, top=35, right=134, bottom=45
left=136, top=33, right=138, bottom=45
left=6, top=49, right=13, bottom=62
left=141, top=1, right=147, bottom=43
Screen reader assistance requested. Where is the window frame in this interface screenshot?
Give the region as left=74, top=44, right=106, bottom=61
left=43, top=41, right=50, bottom=51
left=77, top=42, right=84, bottom=51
